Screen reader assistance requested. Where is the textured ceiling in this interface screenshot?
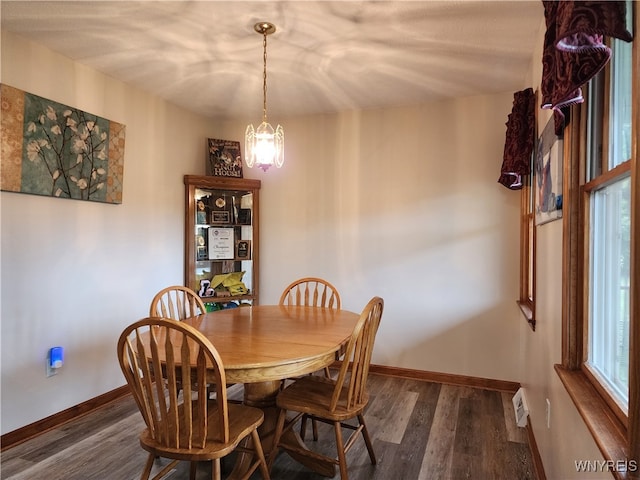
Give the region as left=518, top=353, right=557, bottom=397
left=1, top=1, right=543, bottom=120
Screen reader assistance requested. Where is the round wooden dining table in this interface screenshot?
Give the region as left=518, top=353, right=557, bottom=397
left=181, top=304, right=360, bottom=477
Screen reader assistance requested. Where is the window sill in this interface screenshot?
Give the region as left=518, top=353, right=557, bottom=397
left=517, top=300, right=535, bottom=331
left=555, top=365, right=634, bottom=480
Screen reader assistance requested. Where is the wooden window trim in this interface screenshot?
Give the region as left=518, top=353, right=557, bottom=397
left=584, top=161, right=632, bottom=192
left=582, top=363, right=629, bottom=428
left=630, top=2, right=640, bottom=463
left=558, top=6, right=639, bottom=477
left=518, top=104, right=537, bottom=331
left=517, top=298, right=534, bottom=328
left=555, top=365, right=632, bottom=480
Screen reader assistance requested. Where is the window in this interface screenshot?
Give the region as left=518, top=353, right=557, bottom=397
left=587, top=175, right=631, bottom=410
left=518, top=149, right=536, bottom=331
left=584, top=30, right=633, bottom=418
left=557, top=2, right=639, bottom=475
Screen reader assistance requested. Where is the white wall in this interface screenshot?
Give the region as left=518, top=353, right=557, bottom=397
left=517, top=17, right=608, bottom=480
left=2, top=29, right=524, bottom=435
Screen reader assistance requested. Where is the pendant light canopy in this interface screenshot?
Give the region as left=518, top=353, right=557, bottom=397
left=245, top=22, right=284, bottom=172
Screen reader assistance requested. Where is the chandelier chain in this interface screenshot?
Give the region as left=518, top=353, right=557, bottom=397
left=245, top=21, right=283, bottom=171
left=262, top=31, right=268, bottom=122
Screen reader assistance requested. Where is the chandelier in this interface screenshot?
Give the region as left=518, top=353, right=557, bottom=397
left=245, top=22, right=284, bottom=172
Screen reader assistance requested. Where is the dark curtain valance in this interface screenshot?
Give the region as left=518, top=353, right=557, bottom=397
left=541, top=1, right=633, bottom=133
left=498, top=88, right=536, bottom=190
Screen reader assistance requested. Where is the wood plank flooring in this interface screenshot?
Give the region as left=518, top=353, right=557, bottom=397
left=0, top=374, right=536, bottom=480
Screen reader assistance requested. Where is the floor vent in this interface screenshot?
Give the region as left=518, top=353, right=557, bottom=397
left=512, top=387, right=530, bottom=427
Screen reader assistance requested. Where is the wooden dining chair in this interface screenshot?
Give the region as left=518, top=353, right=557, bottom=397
left=271, top=296, right=384, bottom=480
left=279, top=277, right=342, bottom=439
left=279, top=277, right=341, bottom=310
left=149, top=285, right=206, bottom=320
left=150, top=285, right=232, bottom=400
left=117, top=317, right=270, bottom=480
left=279, top=277, right=341, bottom=378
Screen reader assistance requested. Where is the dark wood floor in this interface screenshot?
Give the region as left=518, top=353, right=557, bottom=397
left=1, top=373, right=536, bottom=480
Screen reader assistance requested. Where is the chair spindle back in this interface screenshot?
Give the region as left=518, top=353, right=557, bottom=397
left=118, top=318, right=229, bottom=449
left=279, top=277, right=341, bottom=309
left=330, top=296, right=383, bottom=412
left=150, top=286, right=206, bottom=320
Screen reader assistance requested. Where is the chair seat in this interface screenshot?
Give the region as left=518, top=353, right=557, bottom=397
left=140, top=402, right=264, bottom=462
left=276, top=375, right=368, bottom=422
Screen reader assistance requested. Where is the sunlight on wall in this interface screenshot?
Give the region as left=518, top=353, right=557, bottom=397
left=221, top=96, right=522, bottom=381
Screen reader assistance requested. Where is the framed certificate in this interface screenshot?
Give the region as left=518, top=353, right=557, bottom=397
left=208, top=228, right=234, bottom=260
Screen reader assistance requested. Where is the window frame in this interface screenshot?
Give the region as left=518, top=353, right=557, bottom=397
left=582, top=161, right=631, bottom=428
left=556, top=4, right=639, bottom=478
left=518, top=147, right=536, bottom=331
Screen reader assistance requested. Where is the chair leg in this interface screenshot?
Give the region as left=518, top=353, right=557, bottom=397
left=189, top=461, right=197, bottom=480
left=141, top=453, right=155, bottom=480
left=358, top=414, right=377, bottom=465
left=300, top=413, right=319, bottom=441
left=251, top=428, right=271, bottom=480
left=334, top=421, right=349, bottom=480
left=211, top=458, right=221, bottom=480
left=269, top=407, right=287, bottom=469
left=300, top=413, right=308, bottom=441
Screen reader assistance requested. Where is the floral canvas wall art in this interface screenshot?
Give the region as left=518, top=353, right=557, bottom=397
left=534, top=115, right=563, bottom=225
left=1, top=84, right=126, bottom=204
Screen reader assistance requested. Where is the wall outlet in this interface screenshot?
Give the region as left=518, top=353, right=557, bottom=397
left=46, top=347, right=64, bottom=377
left=546, top=398, right=551, bottom=428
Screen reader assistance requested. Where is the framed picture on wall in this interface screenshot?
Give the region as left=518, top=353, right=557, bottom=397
left=534, top=116, right=563, bottom=225
left=207, top=138, right=243, bottom=178
left=0, top=84, right=126, bottom=204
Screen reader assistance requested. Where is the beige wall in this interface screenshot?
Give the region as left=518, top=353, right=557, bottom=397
left=217, top=101, right=525, bottom=379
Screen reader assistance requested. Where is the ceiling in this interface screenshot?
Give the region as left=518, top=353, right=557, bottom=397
left=1, top=1, right=543, bottom=120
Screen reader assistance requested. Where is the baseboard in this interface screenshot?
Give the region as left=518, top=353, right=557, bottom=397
left=0, top=385, right=130, bottom=451
left=367, top=363, right=522, bottom=393
left=527, top=419, right=548, bottom=480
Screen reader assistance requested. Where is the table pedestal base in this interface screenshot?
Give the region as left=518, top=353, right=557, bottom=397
left=229, top=380, right=336, bottom=478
